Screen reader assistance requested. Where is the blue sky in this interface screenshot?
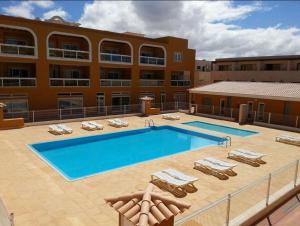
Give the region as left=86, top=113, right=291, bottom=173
left=1, top=1, right=300, bottom=59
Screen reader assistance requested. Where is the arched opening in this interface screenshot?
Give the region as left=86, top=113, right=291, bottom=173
left=0, top=25, right=37, bottom=57
left=99, top=39, right=132, bottom=64
left=139, top=44, right=166, bottom=66
left=47, top=32, right=91, bottom=61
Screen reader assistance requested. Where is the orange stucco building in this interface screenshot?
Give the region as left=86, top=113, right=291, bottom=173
left=0, top=15, right=195, bottom=114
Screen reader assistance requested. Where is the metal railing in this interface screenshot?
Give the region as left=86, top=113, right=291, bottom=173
left=194, top=104, right=239, bottom=120
left=100, top=53, right=131, bottom=63
left=140, top=56, right=165, bottom=66
left=254, top=111, right=299, bottom=128
left=0, top=43, right=35, bottom=56
left=175, top=160, right=300, bottom=226
left=140, top=79, right=164, bottom=87
left=100, top=79, right=131, bottom=87
left=171, top=80, right=191, bottom=87
left=4, top=102, right=188, bottom=123
left=49, top=78, right=90, bottom=87
left=0, top=77, right=36, bottom=87
left=48, top=48, right=89, bottom=60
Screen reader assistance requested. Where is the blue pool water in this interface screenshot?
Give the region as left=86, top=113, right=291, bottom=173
left=183, top=121, right=258, bottom=137
left=29, top=126, right=225, bottom=181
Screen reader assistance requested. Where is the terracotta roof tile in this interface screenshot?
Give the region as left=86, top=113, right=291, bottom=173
left=105, top=184, right=190, bottom=226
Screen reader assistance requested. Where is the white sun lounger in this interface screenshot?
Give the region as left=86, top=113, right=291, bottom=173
left=107, top=119, right=123, bottom=128
left=48, top=125, right=64, bottom=135
left=0, top=198, right=14, bottom=226
left=57, top=124, right=73, bottom=134
left=162, top=114, right=180, bottom=120
left=276, top=134, right=300, bottom=146
left=114, top=118, right=129, bottom=127
left=151, top=171, right=195, bottom=197
left=228, top=149, right=266, bottom=162
left=88, top=121, right=104, bottom=130
left=81, top=122, right=97, bottom=131
left=194, top=159, right=234, bottom=173
left=204, top=157, right=237, bottom=168
left=162, top=168, right=198, bottom=183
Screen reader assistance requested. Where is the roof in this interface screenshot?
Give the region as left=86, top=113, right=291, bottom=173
left=189, top=81, right=300, bottom=102
left=215, top=55, right=300, bottom=62
left=105, top=184, right=190, bottom=226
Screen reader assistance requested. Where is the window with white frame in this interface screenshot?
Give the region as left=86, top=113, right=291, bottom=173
left=5, top=38, right=27, bottom=46
left=64, top=69, right=81, bottom=78
left=174, top=52, right=183, bottom=62
left=63, top=44, right=79, bottom=50
left=8, top=68, right=29, bottom=77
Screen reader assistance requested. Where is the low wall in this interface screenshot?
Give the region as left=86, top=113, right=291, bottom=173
left=254, top=121, right=300, bottom=133
left=0, top=118, right=24, bottom=130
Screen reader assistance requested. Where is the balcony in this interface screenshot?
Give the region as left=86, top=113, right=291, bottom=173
left=49, top=78, right=90, bottom=87
left=0, top=77, right=36, bottom=87
left=140, top=56, right=165, bottom=66
left=139, top=44, right=166, bottom=67
left=100, top=79, right=131, bottom=87
left=0, top=43, right=35, bottom=56
left=140, top=79, right=164, bottom=87
left=99, top=39, right=132, bottom=64
left=49, top=48, right=89, bottom=60
left=100, top=53, right=131, bottom=64
left=48, top=33, right=90, bottom=61
left=171, top=80, right=191, bottom=87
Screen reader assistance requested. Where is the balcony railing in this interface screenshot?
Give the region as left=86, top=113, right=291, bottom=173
left=0, top=43, right=35, bottom=56
left=140, top=79, right=164, bottom=87
left=49, top=78, right=90, bottom=87
left=100, top=79, right=131, bottom=87
left=140, top=56, right=165, bottom=66
left=0, top=77, right=36, bottom=87
left=48, top=48, right=89, bottom=60
left=171, top=80, right=191, bottom=87
left=100, top=53, right=131, bottom=64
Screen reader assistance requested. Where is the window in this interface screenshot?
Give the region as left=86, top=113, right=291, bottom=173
left=1, top=99, right=28, bottom=113
left=218, top=65, right=232, bottom=71
left=5, top=39, right=26, bottom=45
left=283, top=102, right=290, bottom=115
left=58, top=97, right=83, bottom=109
left=257, top=103, right=265, bottom=121
left=97, top=93, right=105, bottom=112
left=264, top=64, right=283, bottom=71
left=297, top=63, right=300, bottom=71
left=64, top=69, right=81, bottom=78
left=141, top=72, right=155, bottom=79
left=196, top=65, right=202, bottom=71
left=174, top=52, right=182, bottom=62
left=240, top=64, right=256, bottom=71
left=111, top=93, right=130, bottom=112
left=9, top=68, right=29, bottom=77
left=171, top=71, right=184, bottom=80
left=63, top=44, right=79, bottom=50
left=202, top=97, right=212, bottom=106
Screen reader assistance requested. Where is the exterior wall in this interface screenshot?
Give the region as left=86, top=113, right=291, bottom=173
left=191, top=94, right=300, bottom=116
left=0, top=15, right=195, bottom=111
left=195, top=60, right=212, bottom=87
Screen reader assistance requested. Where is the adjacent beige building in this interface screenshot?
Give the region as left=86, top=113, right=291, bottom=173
left=195, top=55, right=300, bottom=87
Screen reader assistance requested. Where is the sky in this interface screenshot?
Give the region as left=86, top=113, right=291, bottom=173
left=1, top=0, right=300, bottom=60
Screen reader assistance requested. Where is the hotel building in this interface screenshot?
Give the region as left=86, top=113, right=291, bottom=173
left=195, top=56, right=300, bottom=86
left=0, top=15, right=195, bottom=114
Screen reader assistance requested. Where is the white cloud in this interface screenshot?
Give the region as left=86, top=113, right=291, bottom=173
left=43, top=8, right=69, bottom=20
left=2, top=0, right=55, bottom=19
left=79, top=1, right=300, bottom=60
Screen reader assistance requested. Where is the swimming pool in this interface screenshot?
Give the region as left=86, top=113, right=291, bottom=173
left=29, top=126, right=225, bottom=181
left=183, top=121, right=258, bottom=137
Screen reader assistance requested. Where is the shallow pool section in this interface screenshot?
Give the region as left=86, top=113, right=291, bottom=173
left=183, top=121, right=258, bottom=137
left=29, top=126, right=225, bottom=180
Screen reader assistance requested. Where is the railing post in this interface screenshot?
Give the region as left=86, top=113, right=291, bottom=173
left=230, top=108, right=233, bottom=118
left=195, top=104, right=198, bottom=113
left=59, top=108, right=62, bottom=120
left=294, top=160, right=299, bottom=187
left=296, top=116, right=299, bottom=128
left=266, top=173, right=272, bottom=206
left=225, top=194, right=231, bottom=226
left=32, top=110, right=35, bottom=123
left=268, top=112, right=271, bottom=124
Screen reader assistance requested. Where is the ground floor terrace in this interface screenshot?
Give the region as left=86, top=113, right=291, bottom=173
left=0, top=113, right=300, bottom=226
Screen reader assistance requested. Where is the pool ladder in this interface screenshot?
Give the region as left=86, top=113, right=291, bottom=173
left=145, top=119, right=155, bottom=127
left=221, top=136, right=232, bottom=148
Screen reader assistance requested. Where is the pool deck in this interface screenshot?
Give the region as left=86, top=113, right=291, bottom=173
left=0, top=113, right=300, bottom=226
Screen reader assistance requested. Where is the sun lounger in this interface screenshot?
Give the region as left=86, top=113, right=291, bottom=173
left=162, top=114, right=180, bottom=120
left=57, top=124, right=73, bottom=134
left=228, top=149, right=266, bottom=166
left=81, top=122, right=97, bottom=131
left=194, top=159, right=235, bottom=179
left=151, top=170, right=196, bottom=197
left=48, top=125, right=64, bottom=135
left=114, top=118, right=129, bottom=127
left=0, top=198, right=14, bottom=226
left=205, top=157, right=237, bottom=168
left=275, top=134, right=300, bottom=146
left=107, top=119, right=123, bottom=128
left=88, top=121, right=104, bottom=130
